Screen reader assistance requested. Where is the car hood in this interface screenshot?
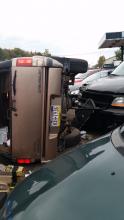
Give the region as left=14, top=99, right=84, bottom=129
left=1, top=131, right=124, bottom=220
left=86, top=75, right=124, bottom=93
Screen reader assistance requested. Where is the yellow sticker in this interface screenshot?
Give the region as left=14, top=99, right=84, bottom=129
left=51, top=105, right=61, bottom=127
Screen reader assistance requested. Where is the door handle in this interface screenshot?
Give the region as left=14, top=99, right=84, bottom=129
left=13, top=71, right=17, bottom=96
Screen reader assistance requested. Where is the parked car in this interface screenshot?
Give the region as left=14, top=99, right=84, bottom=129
left=69, top=69, right=100, bottom=93
left=78, top=61, right=124, bottom=128
left=74, top=72, right=89, bottom=83
left=1, top=125, right=124, bottom=219
left=74, top=69, right=99, bottom=83
left=102, top=61, right=121, bottom=70
left=70, top=69, right=113, bottom=96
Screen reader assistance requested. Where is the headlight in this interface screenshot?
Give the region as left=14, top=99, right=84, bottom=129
left=71, top=90, right=79, bottom=95
left=111, top=97, right=124, bottom=107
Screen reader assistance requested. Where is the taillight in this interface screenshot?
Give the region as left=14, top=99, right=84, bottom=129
left=16, top=58, right=32, bottom=67
left=74, top=79, right=82, bottom=83
left=17, top=159, right=31, bottom=164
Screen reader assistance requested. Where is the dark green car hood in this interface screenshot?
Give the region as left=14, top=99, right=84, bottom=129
left=1, top=131, right=124, bottom=220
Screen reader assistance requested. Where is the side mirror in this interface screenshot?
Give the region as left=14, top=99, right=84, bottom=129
left=108, top=71, right=112, bottom=75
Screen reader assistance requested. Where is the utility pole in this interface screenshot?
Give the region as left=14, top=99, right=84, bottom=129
left=121, top=46, right=124, bottom=61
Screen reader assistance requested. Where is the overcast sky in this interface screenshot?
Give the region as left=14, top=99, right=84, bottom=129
left=0, top=0, right=124, bottom=65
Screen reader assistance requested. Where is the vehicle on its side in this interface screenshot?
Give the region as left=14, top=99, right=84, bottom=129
left=0, top=56, right=88, bottom=163
left=1, top=125, right=124, bottom=219
left=78, top=61, right=124, bottom=128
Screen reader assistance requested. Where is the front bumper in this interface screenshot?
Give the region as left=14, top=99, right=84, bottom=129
left=80, top=98, right=124, bottom=118
left=101, top=108, right=124, bottom=117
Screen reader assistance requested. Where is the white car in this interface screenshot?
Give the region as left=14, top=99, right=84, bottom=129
left=70, top=69, right=113, bottom=95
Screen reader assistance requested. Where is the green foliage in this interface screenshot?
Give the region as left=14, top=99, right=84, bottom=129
left=115, top=49, right=121, bottom=60
left=42, top=49, right=51, bottom=56
left=0, top=48, right=51, bottom=61
left=97, top=56, right=105, bottom=68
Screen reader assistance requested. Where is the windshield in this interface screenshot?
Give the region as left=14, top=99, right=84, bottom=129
left=75, top=69, right=100, bottom=80
left=82, top=70, right=108, bottom=84
left=111, top=61, right=124, bottom=76
left=75, top=72, right=88, bottom=79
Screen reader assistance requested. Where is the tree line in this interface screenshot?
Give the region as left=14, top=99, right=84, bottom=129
left=0, top=48, right=51, bottom=61
left=0, top=47, right=122, bottom=68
